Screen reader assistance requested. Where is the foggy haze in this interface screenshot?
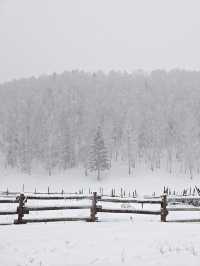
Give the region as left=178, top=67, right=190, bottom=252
left=1, top=0, right=200, bottom=82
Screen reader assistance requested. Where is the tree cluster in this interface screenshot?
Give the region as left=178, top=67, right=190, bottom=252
left=0, top=69, right=200, bottom=177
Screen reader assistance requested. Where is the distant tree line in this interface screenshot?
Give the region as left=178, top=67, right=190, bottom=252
left=0, top=69, right=200, bottom=178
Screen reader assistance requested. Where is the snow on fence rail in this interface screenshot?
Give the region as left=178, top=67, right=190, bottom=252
left=1, top=192, right=200, bottom=224
left=0, top=192, right=167, bottom=224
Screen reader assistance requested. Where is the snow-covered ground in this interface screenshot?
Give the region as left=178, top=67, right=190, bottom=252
left=1, top=221, right=200, bottom=266
left=1, top=163, right=199, bottom=195
left=1, top=164, right=200, bottom=266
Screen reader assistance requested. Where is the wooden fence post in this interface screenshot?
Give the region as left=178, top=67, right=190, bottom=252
left=90, top=192, right=97, bottom=222
left=14, top=194, right=28, bottom=224
left=161, top=194, right=168, bottom=222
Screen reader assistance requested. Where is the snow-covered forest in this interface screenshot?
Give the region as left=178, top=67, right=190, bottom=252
left=0, top=69, right=200, bottom=177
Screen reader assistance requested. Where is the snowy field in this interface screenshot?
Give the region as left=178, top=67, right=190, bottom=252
left=1, top=163, right=200, bottom=195
left=1, top=165, right=200, bottom=266
left=1, top=221, right=200, bottom=266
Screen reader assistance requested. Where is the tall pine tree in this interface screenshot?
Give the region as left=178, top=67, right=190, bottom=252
left=88, top=126, right=110, bottom=180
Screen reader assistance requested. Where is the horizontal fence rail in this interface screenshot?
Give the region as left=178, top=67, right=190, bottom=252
left=15, top=217, right=90, bottom=224
left=99, top=198, right=162, bottom=204
left=26, top=195, right=94, bottom=200
left=27, top=205, right=94, bottom=211
left=98, top=208, right=161, bottom=215
left=0, top=210, right=18, bottom=215
left=0, top=199, right=19, bottom=203
left=167, top=207, right=200, bottom=212
left=167, top=219, right=200, bottom=223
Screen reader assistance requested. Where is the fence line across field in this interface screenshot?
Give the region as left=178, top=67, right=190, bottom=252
left=1, top=184, right=199, bottom=199
left=1, top=186, right=200, bottom=224
left=1, top=192, right=196, bottom=224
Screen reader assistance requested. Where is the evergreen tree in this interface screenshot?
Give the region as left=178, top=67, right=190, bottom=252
left=88, top=126, right=110, bottom=180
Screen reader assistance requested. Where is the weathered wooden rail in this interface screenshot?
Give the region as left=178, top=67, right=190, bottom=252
left=0, top=192, right=168, bottom=224
left=1, top=191, right=200, bottom=224
left=0, top=199, right=19, bottom=203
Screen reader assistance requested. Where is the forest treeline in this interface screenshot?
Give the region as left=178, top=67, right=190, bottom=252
left=0, top=69, right=200, bottom=177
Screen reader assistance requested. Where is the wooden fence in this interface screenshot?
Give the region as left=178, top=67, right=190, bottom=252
left=0, top=192, right=166, bottom=224
left=1, top=191, right=200, bottom=224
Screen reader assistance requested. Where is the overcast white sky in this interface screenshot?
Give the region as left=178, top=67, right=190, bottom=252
left=0, top=0, right=200, bottom=82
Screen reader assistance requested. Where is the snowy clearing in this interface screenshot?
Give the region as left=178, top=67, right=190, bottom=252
left=1, top=167, right=200, bottom=265
left=1, top=221, right=200, bottom=266
left=1, top=164, right=200, bottom=196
